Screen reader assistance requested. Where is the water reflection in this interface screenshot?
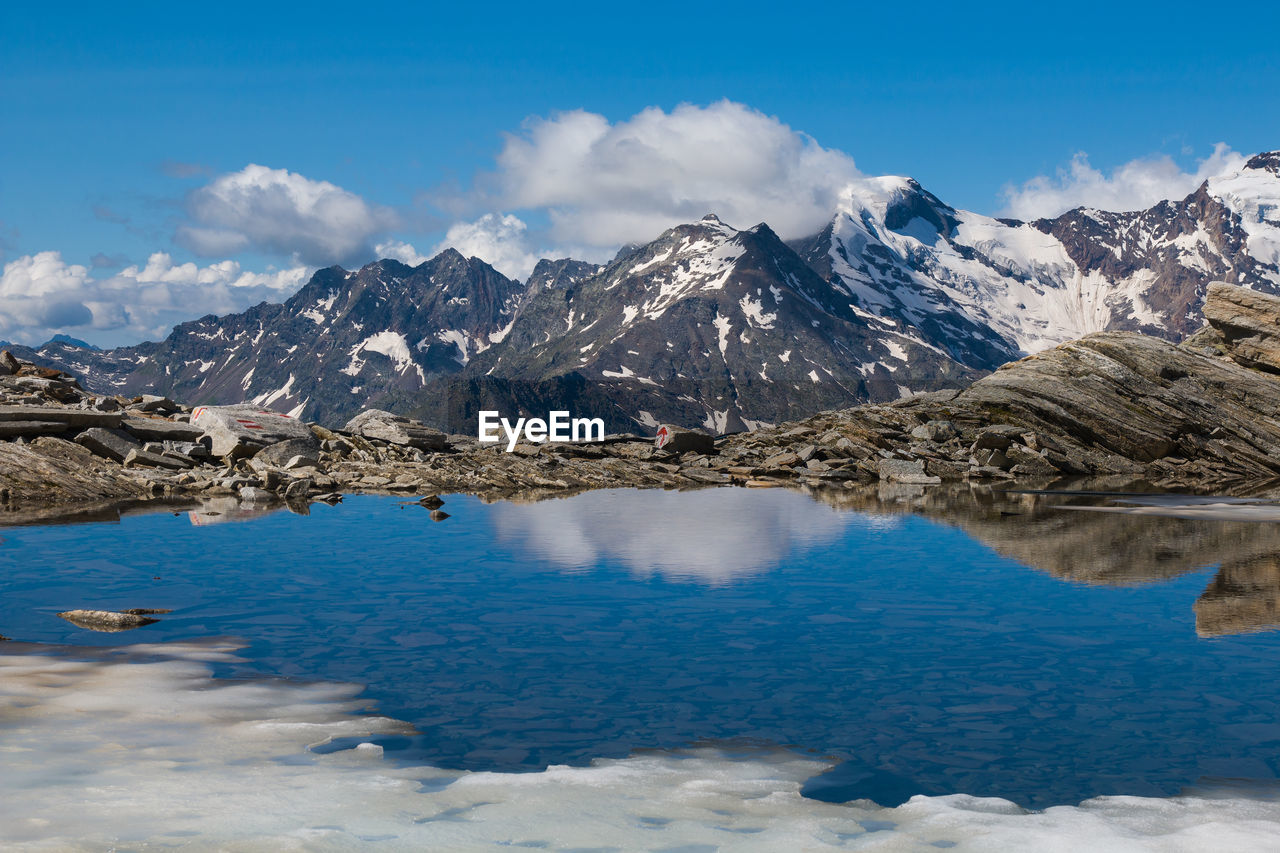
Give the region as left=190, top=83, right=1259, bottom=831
left=187, top=496, right=290, bottom=526
left=812, top=483, right=1280, bottom=637
left=490, top=487, right=869, bottom=582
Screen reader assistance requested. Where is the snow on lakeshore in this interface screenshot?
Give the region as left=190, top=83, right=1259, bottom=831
left=2, top=641, right=1279, bottom=851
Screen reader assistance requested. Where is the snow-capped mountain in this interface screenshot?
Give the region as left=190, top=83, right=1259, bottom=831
left=16, top=250, right=525, bottom=425
left=455, top=214, right=978, bottom=433
left=18, top=150, right=1280, bottom=433
left=795, top=152, right=1280, bottom=357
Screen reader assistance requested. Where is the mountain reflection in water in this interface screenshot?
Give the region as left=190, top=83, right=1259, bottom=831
left=808, top=483, right=1280, bottom=638
left=483, top=482, right=1280, bottom=637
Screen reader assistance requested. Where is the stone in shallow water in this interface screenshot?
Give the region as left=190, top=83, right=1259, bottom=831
left=239, top=486, right=275, bottom=503
left=57, top=609, right=161, bottom=632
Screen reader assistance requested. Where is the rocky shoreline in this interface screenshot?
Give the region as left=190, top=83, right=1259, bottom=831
left=4, top=282, right=1280, bottom=520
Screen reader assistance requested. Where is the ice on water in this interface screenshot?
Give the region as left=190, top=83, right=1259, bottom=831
left=3, top=640, right=1280, bottom=851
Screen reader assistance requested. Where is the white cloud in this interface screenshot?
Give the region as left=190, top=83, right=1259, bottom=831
left=373, top=239, right=430, bottom=267
left=378, top=215, right=571, bottom=280
left=176, top=164, right=397, bottom=266
left=432, top=213, right=544, bottom=279
left=1001, top=143, right=1247, bottom=220
left=0, top=250, right=309, bottom=347
left=473, top=100, right=863, bottom=248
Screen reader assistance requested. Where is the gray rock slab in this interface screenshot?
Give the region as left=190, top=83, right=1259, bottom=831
left=123, top=447, right=191, bottom=470
left=75, top=427, right=141, bottom=462
left=0, top=406, right=122, bottom=428
left=120, top=416, right=205, bottom=442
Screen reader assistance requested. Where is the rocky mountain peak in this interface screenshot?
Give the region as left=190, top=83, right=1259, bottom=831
left=1244, top=151, right=1280, bottom=175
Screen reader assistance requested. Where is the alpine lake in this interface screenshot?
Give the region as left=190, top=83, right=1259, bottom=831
left=4, top=483, right=1280, bottom=850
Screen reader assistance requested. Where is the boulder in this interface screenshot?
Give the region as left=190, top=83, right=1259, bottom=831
left=75, top=427, right=141, bottom=462
left=971, top=425, right=1027, bottom=451
left=0, top=350, right=18, bottom=375
left=134, top=395, right=178, bottom=414
left=123, top=447, right=190, bottom=470
left=877, top=458, right=942, bottom=484
left=1202, top=282, right=1280, bottom=374
left=192, top=405, right=319, bottom=459
left=283, top=477, right=314, bottom=500
left=238, top=485, right=275, bottom=503
left=283, top=454, right=318, bottom=471
left=343, top=409, right=448, bottom=450
left=653, top=424, right=715, bottom=455
left=763, top=451, right=801, bottom=468
left=253, top=437, right=322, bottom=468
left=910, top=420, right=959, bottom=442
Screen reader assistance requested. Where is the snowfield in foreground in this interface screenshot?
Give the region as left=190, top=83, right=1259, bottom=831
left=2, top=641, right=1279, bottom=851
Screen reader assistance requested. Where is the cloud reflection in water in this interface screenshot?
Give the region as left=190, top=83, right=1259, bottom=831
left=490, top=487, right=891, bottom=583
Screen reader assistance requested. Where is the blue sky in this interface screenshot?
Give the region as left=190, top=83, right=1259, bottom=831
left=2, top=0, right=1279, bottom=346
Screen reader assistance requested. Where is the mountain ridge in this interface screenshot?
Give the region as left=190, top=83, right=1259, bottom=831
left=15, top=150, right=1280, bottom=433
